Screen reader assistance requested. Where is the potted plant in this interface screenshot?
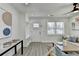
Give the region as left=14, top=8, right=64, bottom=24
left=62, top=36, right=67, bottom=46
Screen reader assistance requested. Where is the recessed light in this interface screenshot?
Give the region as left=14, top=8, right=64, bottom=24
left=48, top=14, right=53, bottom=16
left=48, top=15, right=50, bottom=16
left=25, top=3, right=29, bottom=5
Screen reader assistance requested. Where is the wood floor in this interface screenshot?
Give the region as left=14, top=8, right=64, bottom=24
left=15, top=42, right=54, bottom=56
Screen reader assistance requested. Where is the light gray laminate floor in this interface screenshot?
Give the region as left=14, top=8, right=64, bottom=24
left=15, top=42, right=54, bottom=56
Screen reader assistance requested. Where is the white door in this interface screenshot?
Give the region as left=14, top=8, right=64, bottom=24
left=30, top=20, right=42, bottom=42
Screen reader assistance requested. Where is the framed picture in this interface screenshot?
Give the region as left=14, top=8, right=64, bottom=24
left=72, top=16, right=79, bottom=30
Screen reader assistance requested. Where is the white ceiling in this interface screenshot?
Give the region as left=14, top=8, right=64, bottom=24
left=27, top=3, right=73, bottom=17
left=10, top=3, right=27, bottom=13
left=11, top=3, right=75, bottom=17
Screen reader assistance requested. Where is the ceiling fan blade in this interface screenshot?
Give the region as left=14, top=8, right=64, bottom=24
left=63, top=3, right=79, bottom=15
left=64, top=10, right=73, bottom=15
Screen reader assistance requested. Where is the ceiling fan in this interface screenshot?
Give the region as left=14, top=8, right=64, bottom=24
left=64, top=3, right=79, bottom=15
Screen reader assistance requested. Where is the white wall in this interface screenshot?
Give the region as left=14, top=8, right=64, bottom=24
left=0, top=3, right=21, bottom=56
left=29, top=17, right=70, bottom=43
left=0, top=3, right=20, bottom=40
left=24, top=14, right=32, bottom=47
left=18, top=13, right=31, bottom=47
left=68, top=12, right=79, bottom=37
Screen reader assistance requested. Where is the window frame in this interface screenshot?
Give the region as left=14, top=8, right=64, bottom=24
left=47, top=21, right=64, bottom=35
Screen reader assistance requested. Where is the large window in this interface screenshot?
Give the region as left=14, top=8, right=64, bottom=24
left=47, top=22, right=64, bottom=35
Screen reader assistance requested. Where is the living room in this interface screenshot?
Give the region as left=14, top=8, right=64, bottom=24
left=0, top=3, right=79, bottom=56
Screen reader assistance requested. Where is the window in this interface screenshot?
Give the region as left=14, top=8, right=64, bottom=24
left=48, top=22, right=55, bottom=34
left=33, top=23, right=39, bottom=28
left=47, top=22, right=64, bottom=35
left=56, top=22, right=64, bottom=34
